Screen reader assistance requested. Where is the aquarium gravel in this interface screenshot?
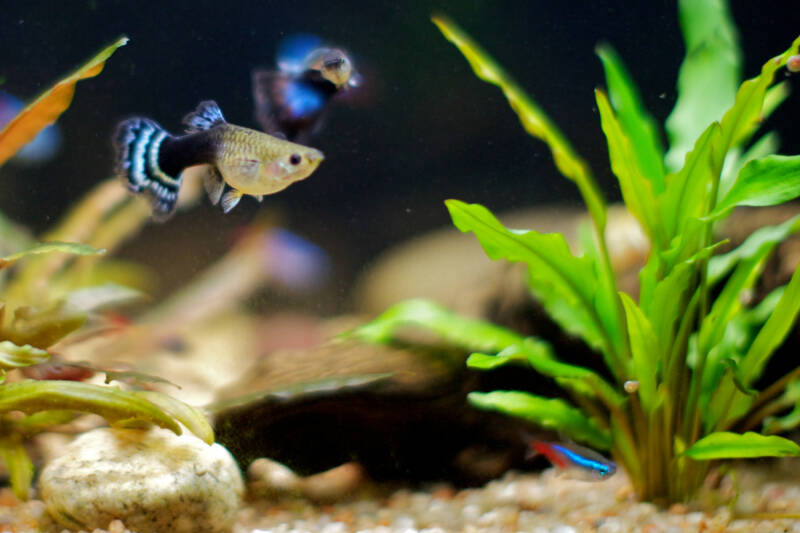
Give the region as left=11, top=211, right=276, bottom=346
left=4, top=460, right=799, bottom=532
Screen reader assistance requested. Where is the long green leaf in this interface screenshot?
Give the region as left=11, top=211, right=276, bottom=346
left=596, top=89, right=662, bottom=246
left=596, top=43, right=665, bottom=193
left=699, top=237, right=774, bottom=359
left=665, top=0, right=740, bottom=171
left=660, top=123, right=720, bottom=242
left=702, top=289, right=783, bottom=430
left=133, top=390, right=214, bottom=445
left=0, top=241, right=104, bottom=269
left=714, top=36, right=800, bottom=167
left=0, top=437, right=34, bottom=500
left=468, top=390, right=611, bottom=450
left=431, top=15, right=606, bottom=230
left=350, top=298, right=522, bottom=353
left=619, top=293, right=658, bottom=413
left=711, top=155, right=800, bottom=218
left=446, top=200, right=613, bottom=362
left=708, top=214, right=800, bottom=284
left=0, top=341, right=49, bottom=370
left=0, top=380, right=181, bottom=435
left=763, top=380, right=800, bottom=434
left=685, top=431, right=800, bottom=459
left=740, top=264, right=800, bottom=383
left=0, top=36, right=128, bottom=167
left=471, top=339, right=624, bottom=408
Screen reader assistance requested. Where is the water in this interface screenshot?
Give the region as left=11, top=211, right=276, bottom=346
left=0, top=2, right=795, bottom=313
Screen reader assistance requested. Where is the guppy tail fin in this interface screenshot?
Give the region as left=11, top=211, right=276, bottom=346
left=114, top=117, right=182, bottom=221
left=183, top=100, right=225, bottom=133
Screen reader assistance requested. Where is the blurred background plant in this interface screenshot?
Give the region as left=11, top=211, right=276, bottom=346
left=352, top=0, right=800, bottom=504
left=0, top=37, right=213, bottom=501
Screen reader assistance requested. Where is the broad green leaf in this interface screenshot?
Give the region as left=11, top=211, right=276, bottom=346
left=660, top=123, right=720, bottom=241
left=699, top=237, right=774, bottom=359
left=468, top=390, right=611, bottom=450
left=646, top=261, right=691, bottom=349
left=103, top=369, right=180, bottom=390
left=596, top=43, right=665, bottom=193
left=350, top=298, right=522, bottom=353
left=0, top=437, right=34, bottom=500
left=432, top=15, right=606, bottom=230
left=619, top=293, right=658, bottom=413
left=702, top=289, right=781, bottom=422
left=3, top=303, right=87, bottom=349
left=709, top=214, right=800, bottom=284
left=718, top=80, right=784, bottom=201
left=596, top=89, right=662, bottom=246
left=645, top=240, right=721, bottom=350
left=15, top=410, right=76, bottom=433
left=472, top=339, right=624, bottom=408
left=0, top=241, right=104, bottom=269
left=685, top=431, right=800, bottom=460
left=696, top=243, right=774, bottom=426
left=0, top=380, right=182, bottom=435
left=63, top=283, right=144, bottom=312
left=714, top=35, right=800, bottom=166
left=467, top=350, right=526, bottom=370
left=0, top=341, right=49, bottom=370
left=740, top=264, right=800, bottom=383
left=665, top=0, right=740, bottom=171
left=0, top=36, right=128, bottom=167
left=446, top=200, right=612, bottom=361
left=711, top=155, right=800, bottom=218
left=577, top=221, right=626, bottom=362
left=133, top=390, right=214, bottom=445
left=763, top=380, right=800, bottom=434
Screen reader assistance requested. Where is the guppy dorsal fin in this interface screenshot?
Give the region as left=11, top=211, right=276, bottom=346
left=183, top=100, right=226, bottom=133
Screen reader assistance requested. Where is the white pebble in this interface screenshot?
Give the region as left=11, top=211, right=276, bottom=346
left=39, top=427, right=243, bottom=533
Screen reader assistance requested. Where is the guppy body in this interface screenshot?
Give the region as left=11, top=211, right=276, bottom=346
left=252, top=33, right=360, bottom=142
left=115, top=100, right=324, bottom=220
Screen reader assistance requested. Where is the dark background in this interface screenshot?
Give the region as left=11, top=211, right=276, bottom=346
left=0, top=1, right=798, bottom=313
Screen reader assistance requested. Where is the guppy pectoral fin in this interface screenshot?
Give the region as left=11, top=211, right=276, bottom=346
left=201, top=165, right=226, bottom=206
left=255, top=195, right=264, bottom=203
left=221, top=189, right=244, bottom=213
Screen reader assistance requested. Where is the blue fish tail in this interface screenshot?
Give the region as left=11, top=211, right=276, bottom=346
left=182, top=100, right=225, bottom=133
left=114, top=117, right=182, bottom=221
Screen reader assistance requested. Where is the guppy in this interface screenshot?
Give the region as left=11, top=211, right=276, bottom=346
left=252, top=33, right=360, bottom=142
left=114, top=100, right=324, bottom=220
left=528, top=441, right=617, bottom=480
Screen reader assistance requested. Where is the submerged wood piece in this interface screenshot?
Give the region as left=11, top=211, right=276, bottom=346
left=211, top=338, right=531, bottom=483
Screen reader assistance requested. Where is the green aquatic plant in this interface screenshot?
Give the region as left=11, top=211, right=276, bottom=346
left=0, top=37, right=212, bottom=501
left=354, top=1, right=800, bottom=503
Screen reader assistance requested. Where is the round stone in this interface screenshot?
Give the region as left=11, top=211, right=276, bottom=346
left=39, top=426, right=243, bottom=533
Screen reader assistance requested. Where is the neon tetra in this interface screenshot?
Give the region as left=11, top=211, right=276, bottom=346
left=528, top=440, right=616, bottom=480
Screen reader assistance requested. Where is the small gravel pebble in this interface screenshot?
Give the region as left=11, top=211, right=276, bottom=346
left=3, top=457, right=800, bottom=532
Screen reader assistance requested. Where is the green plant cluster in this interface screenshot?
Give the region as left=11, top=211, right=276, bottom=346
left=354, top=0, right=800, bottom=503
left=0, top=37, right=212, bottom=501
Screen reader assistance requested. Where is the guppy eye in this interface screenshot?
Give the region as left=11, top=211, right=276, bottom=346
left=289, top=153, right=302, bottom=165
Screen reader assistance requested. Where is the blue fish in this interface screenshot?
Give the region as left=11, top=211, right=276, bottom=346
left=252, top=34, right=360, bottom=142
left=0, top=90, right=61, bottom=165
left=528, top=440, right=616, bottom=480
